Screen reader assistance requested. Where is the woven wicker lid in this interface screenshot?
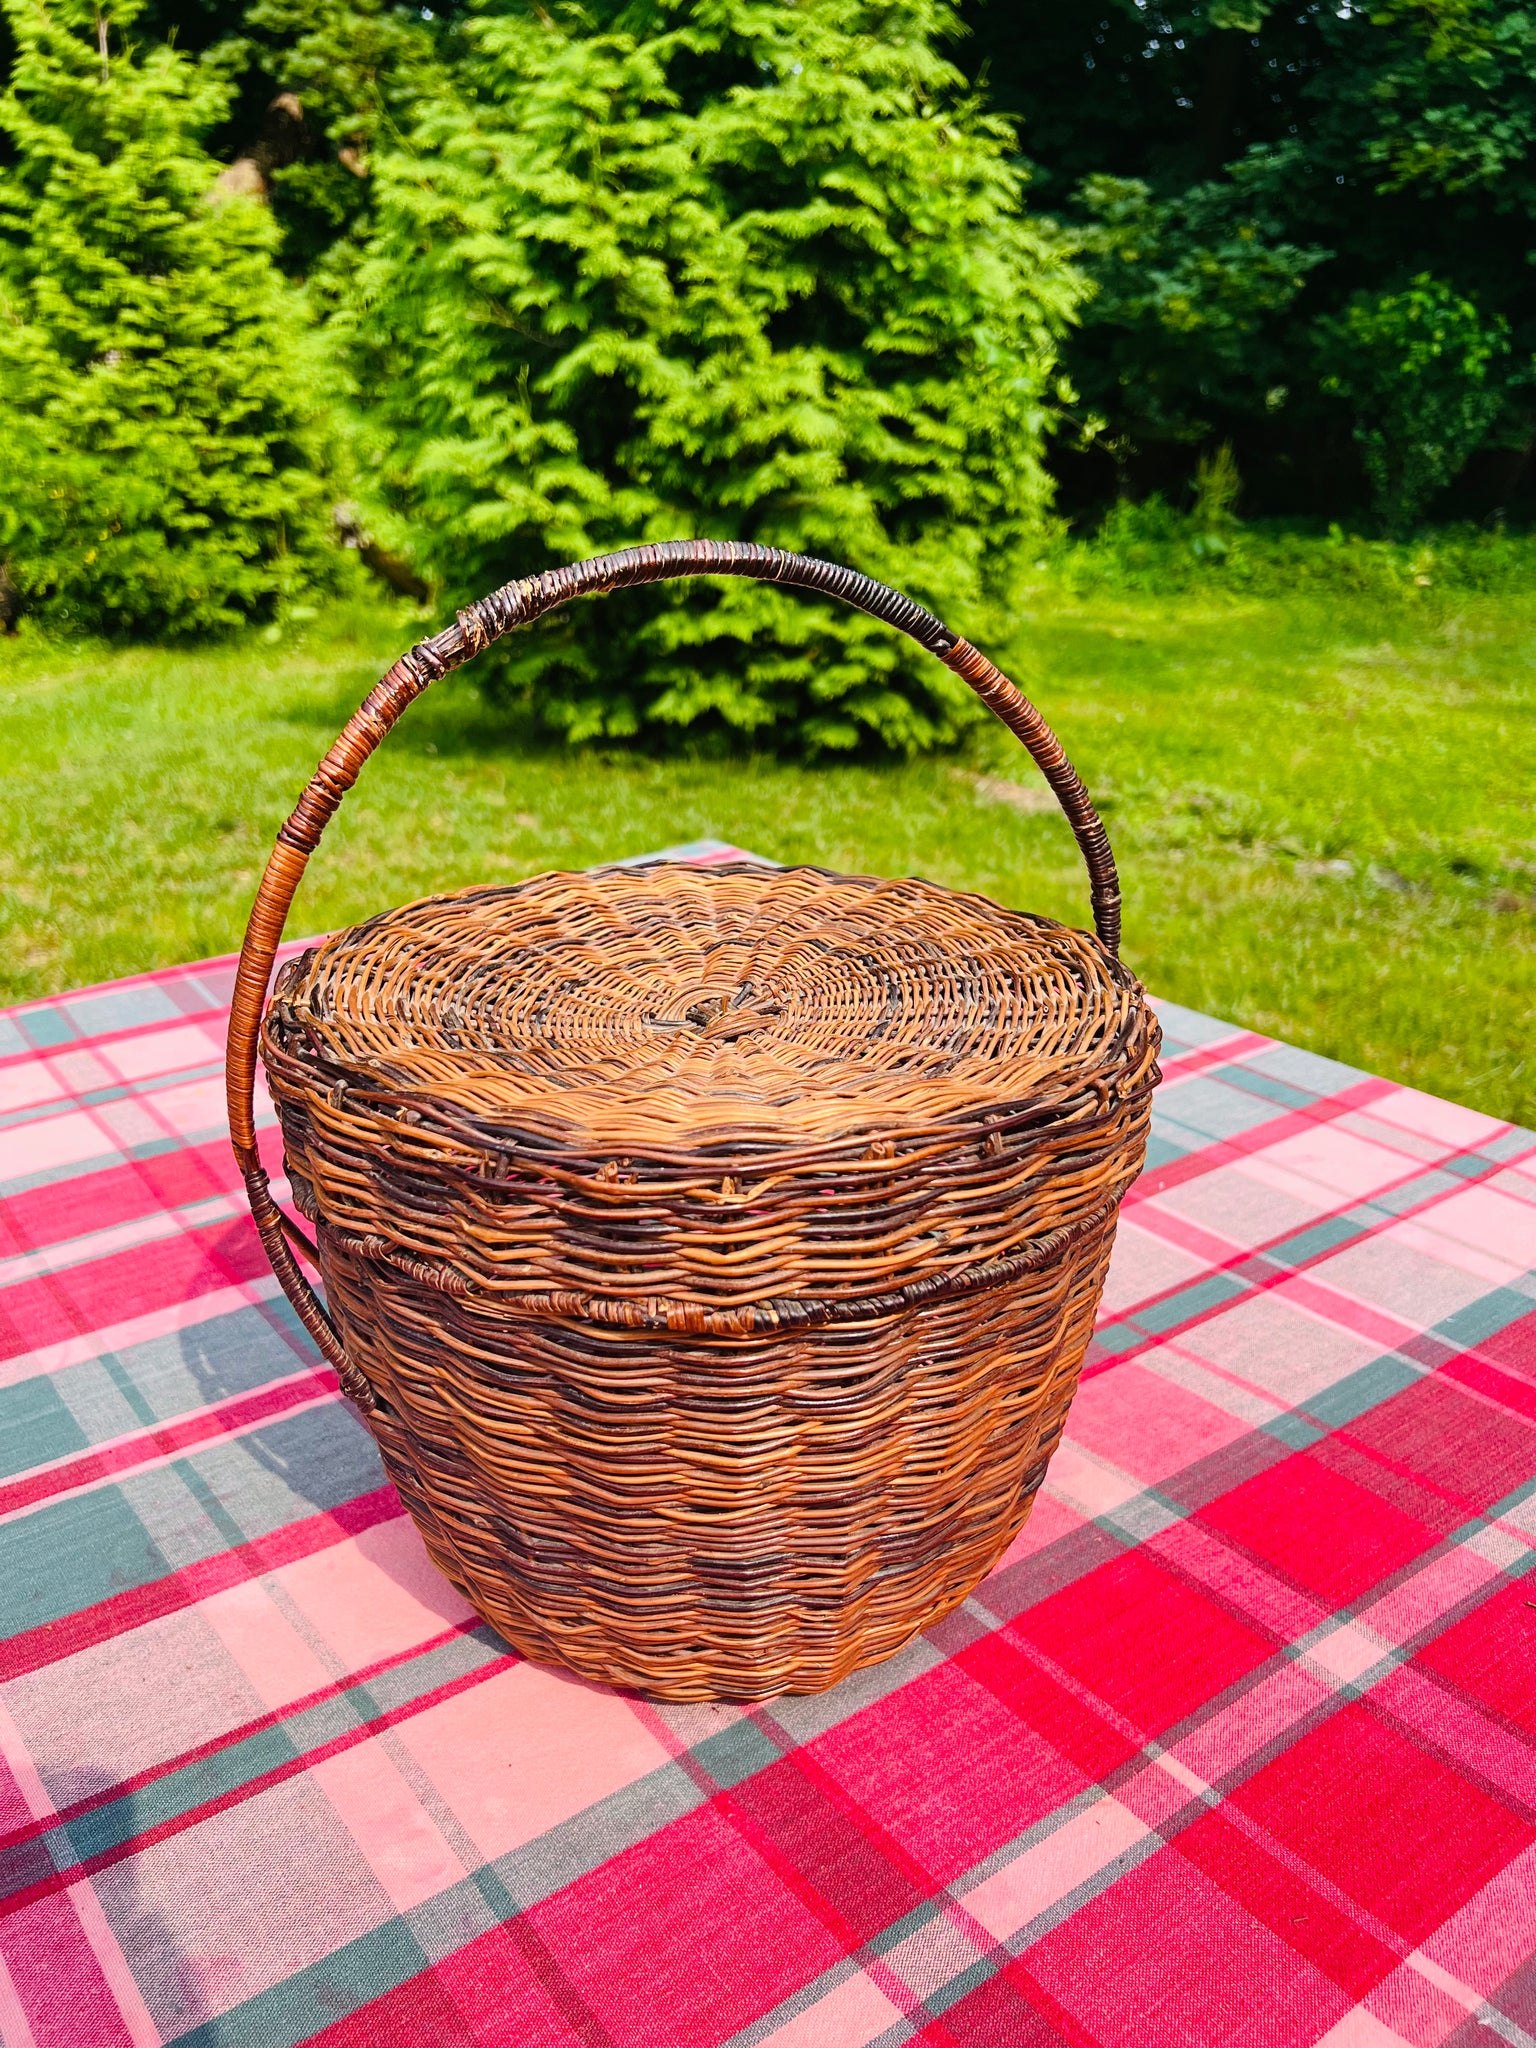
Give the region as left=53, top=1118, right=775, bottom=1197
left=268, top=862, right=1154, bottom=1159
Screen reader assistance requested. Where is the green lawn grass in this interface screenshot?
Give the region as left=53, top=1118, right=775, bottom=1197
left=4, top=575, right=1533, bottom=1123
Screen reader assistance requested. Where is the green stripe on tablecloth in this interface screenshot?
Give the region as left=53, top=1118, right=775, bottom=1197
left=165, top=1915, right=430, bottom=2048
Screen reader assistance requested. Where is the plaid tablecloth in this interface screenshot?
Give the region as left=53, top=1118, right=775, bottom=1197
left=2, top=840, right=1534, bottom=2048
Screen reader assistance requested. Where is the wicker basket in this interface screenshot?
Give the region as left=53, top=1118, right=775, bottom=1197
left=228, top=542, right=1160, bottom=1702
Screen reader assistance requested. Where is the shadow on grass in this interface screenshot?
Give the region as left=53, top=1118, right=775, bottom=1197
left=273, top=652, right=977, bottom=781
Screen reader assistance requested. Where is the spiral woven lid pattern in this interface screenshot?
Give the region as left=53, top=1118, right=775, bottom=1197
left=267, top=862, right=1154, bottom=1157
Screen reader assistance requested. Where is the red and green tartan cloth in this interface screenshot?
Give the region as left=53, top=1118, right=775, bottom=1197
left=1, top=840, right=1535, bottom=2048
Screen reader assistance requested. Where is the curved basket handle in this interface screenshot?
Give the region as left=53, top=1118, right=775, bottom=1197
left=227, top=540, right=1123, bottom=1376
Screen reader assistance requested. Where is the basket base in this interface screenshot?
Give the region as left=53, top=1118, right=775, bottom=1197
left=428, top=1480, right=1051, bottom=1703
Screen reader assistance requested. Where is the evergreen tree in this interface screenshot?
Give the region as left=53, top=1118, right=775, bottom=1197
left=347, top=0, right=1083, bottom=752
left=0, top=0, right=349, bottom=633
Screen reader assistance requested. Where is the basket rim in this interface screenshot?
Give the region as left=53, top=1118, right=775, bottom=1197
left=274, top=1055, right=1157, bottom=1180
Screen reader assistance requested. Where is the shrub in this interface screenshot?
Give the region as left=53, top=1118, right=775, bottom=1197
left=1316, top=276, right=1510, bottom=536
left=0, top=0, right=349, bottom=634
left=346, top=0, right=1084, bottom=752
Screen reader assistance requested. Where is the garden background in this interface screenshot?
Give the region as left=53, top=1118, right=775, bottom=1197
left=2, top=0, right=1533, bottom=1123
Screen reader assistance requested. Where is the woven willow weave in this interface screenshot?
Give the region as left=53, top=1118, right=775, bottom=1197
left=230, top=543, right=1160, bottom=1700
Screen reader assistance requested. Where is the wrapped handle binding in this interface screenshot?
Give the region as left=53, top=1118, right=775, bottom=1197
left=226, top=540, right=1123, bottom=1377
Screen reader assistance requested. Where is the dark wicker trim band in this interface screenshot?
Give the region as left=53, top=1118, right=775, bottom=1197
left=324, top=1196, right=1119, bottom=1343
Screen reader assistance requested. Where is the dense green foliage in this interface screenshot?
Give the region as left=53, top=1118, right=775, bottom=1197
left=962, top=0, right=1536, bottom=524
left=1, top=0, right=1533, bottom=737
left=0, top=0, right=348, bottom=632
left=344, top=0, right=1081, bottom=751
